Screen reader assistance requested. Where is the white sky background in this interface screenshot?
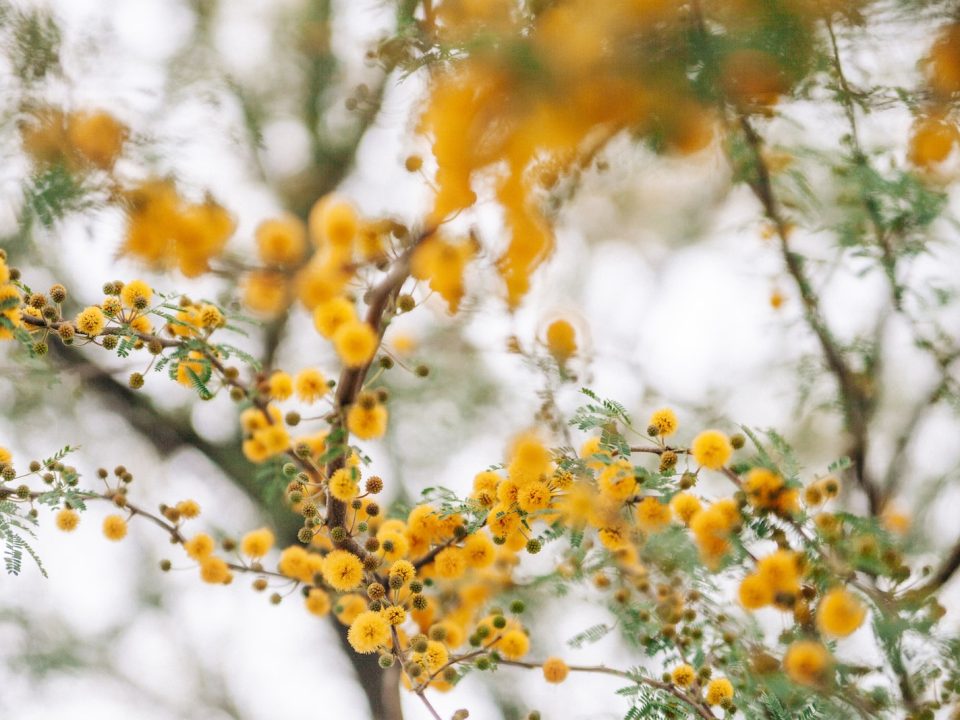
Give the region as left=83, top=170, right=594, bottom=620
left=2, top=0, right=960, bottom=719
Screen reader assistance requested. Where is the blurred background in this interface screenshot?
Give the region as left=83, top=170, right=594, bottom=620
left=2, top=0, right=960, bottom=718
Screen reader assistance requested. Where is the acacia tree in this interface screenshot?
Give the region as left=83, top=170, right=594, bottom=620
left=2, top=1, right=960, bottom=719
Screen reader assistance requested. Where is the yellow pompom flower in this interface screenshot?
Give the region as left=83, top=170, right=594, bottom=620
left=389, top=559, right=416, bottom=585
left=498, top=629, right=530, bottom=660
left=328, top=468, right=360, bottom=502
left=542, top=657, right=569, bottom=683
left=636, top=496, right=671, bottom=533
left=738, top=573, right=772, bottom=609
left=705, top=678, right=734, bottom=705
left=102, top=514, right=128, bottom=541
left=184, top=533, right=215, bottom=560
left=382, top=605, right=406, bottom=626
left=743, top=467, right=799, bottom=516
left=597, top=459, right=637, bottom=501
left=816, top=588, right=866, bottom=637
left=784, top=640, right=831, bottom=686
left=295, top=368, right=328, bottom=404
left=120, top=279, right=152, bottom=309
left=322, top=549, right=364, bottom=591
left=347, top=610, right=391, bottom=653
left=333, top=321, right=377, bottom=368
left=347, top=403, right=388, bottom=440
left=434, top=546, right=467, bottom=580
left=175, top=499, right=201, bottom=518
left=255, top=214, right=307, bottom=266
left=545, top=319, right=577, bottom=360
left=313, top=296, right=357, bottom=339
left=67, top=109, right=127, bottom=169
left=199, top=555, right=232, bottom=584
left=267, top=371, right=294, bottom=401
left=463, top=532, right=496, bottom=568
left=310, top=196, right=360, bottom=250
left=670, top=493, right=701, bottom=524
left=756, top=550, right=801, bottom=598
left=76, top=306, right=106, bottom=336
left=0, top=447, right=11, bottom=464
left=517, top=480, right=551, bottom=513
left=414, top=640, right=450, bottom=671
left=691, top=430, right=733, bottom=470
left=55, top=508, right=80, bottom=532
left=648, top=408, right=678, bottom=437
left=671, top=664, right=695, bottom=687
left=334, top=594, right=367, bottom=625
left=241, top=527, right=275, bottom=558
left=305, top=588, right=332, bottom=617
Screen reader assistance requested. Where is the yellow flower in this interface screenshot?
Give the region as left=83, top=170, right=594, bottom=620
left=255, top=214, right=307, bottom=266
left=756, top=550, right=801, bottom=598
left=347, top=610, right=391, bottom=653
left=313, top=296, right=357, bottom=339
left=347, top=403, right=388, bottom=440
left=333, top=321, right=377, bottom=368
left=497, top=629, right=530, bottom=660
left=691, top=430, right=733, bottom=470
left=816, top=588, right=866, bottom=637
left=670, top=493, right=701, bottom=524
left=433, top=546, right=467, bottom=580
left=738, top=573, right=772, bottom=609
left=463, top=532, right=496, bottom=568
left=241, top=528, right=275, bottom=558
left=636, top=496, right=671, bottom=533
left=517, top=480, right=551, bottom=513
left=389, top=559, right=416, bottom=585
left=334, top=594, right=367, bottom=625
left=67, top=110, right=127, bottom=169
left=199, top=555, right=232, bottom=584
left=671, top=664, right=695, bottom=687
left=55, top=508, right=80, bottom=532
left=184, top=533, right=215, bottom=560
left=542, top=657, right=569, bottom=683
left=705, top=677, right=734, bottom=705
left=175, top=499, right=201, bottom=518
left=597, top=459, right=637, bottom=501
left=743, top=467, right=798, bottom=516
left=783, top=640, right=831, bottom=686
left=648, top=408, right=678, bottom=437
left=322, top=549, right=364, bottom=591
left=310, top=195, right=359, bottom=250
left=413, top=640, right=450, bottom=671
left=305, top=588, right=332, bottom=617
left=120, top=279, right=152, bottom=309
left=76, top=306, right=106, bottom=336
left=328, top=467, right=360, bottom=502
left=383, top=605, right=407, bottom=625
left=267, top=371, right=294, bottom=401
left=295, top=368, right=328, bottom=403
left=545, top=319, right=577, bottom=359
left=102, top=515, right=128, bottom=541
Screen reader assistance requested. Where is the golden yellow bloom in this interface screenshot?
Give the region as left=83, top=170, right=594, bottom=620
left=784, top=640, right=831, bottom=686
left=120, top=279, right=152, bottom=309
left=76, top=306, right=106, bottom=336
left=545, top=319, right=577, bottom=359
left=670, top=493, right=701, bottom=524
left=347, top=403, right=388, bottom=440
left=333, top=321, right=377, bottom=368
left=383, top=605, right=407, bottom=626
left=738, top=573, right=772, bottom=610
left=463, top=532, right=496, bottom=568
left=241, top=528, right=275, bottom=558
left=434, top=546, right=467, bottom=580
left=322, top=549, right=364, bottom=591
left=67, top=109, right=126, bottom=170
left=648, top=408, right=678, bottom=437
left=542, top=657, right=569, bottom=683
left=816, top=588, right=866, bottom=637
left=691, top=430, right=733, bottom=470
left=305, top=588, right=332, bottom=617
left=199, top=555, right=231, bottom=584
left=743, top=467, right=798, bottom=516
left=347, top=610, right=391, bottom=653
left=55, top=508, right=80, bottom=532
left=671, top=664, right=695, bottom=687
left=636, top=496, right=671, bottom=533
left=313, top=296, right=357, bottom=339
left=175, top=499, right=201, bottom=518
left=705, top=677, right=734, bottom=705
left=335, top=594, right=367, bottom=625
left=389, top=560, right=416, bottom=585
left=497, top=629, right=530, bottom=660
left=295, top=368, right=328, bottom=404
left=267, top=371, right=294, bottom=401
left=517, top=480, right=551, bottom=513
left=310, top=195, right=360, bottom=250
left=414, top=640, right=450, bottom=672
left=184, top=533, right=215, bottom=560
left=102, top=515, right=128, bottom=541
left=597, top=459, right=637, bottom=501
left=756, top=550, right=801, bottom=598
left=508, top=432, right=552, bottom=485
left=255, top=214, right=307, bottom=266
left=328, top=467, right=360, bottom=502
